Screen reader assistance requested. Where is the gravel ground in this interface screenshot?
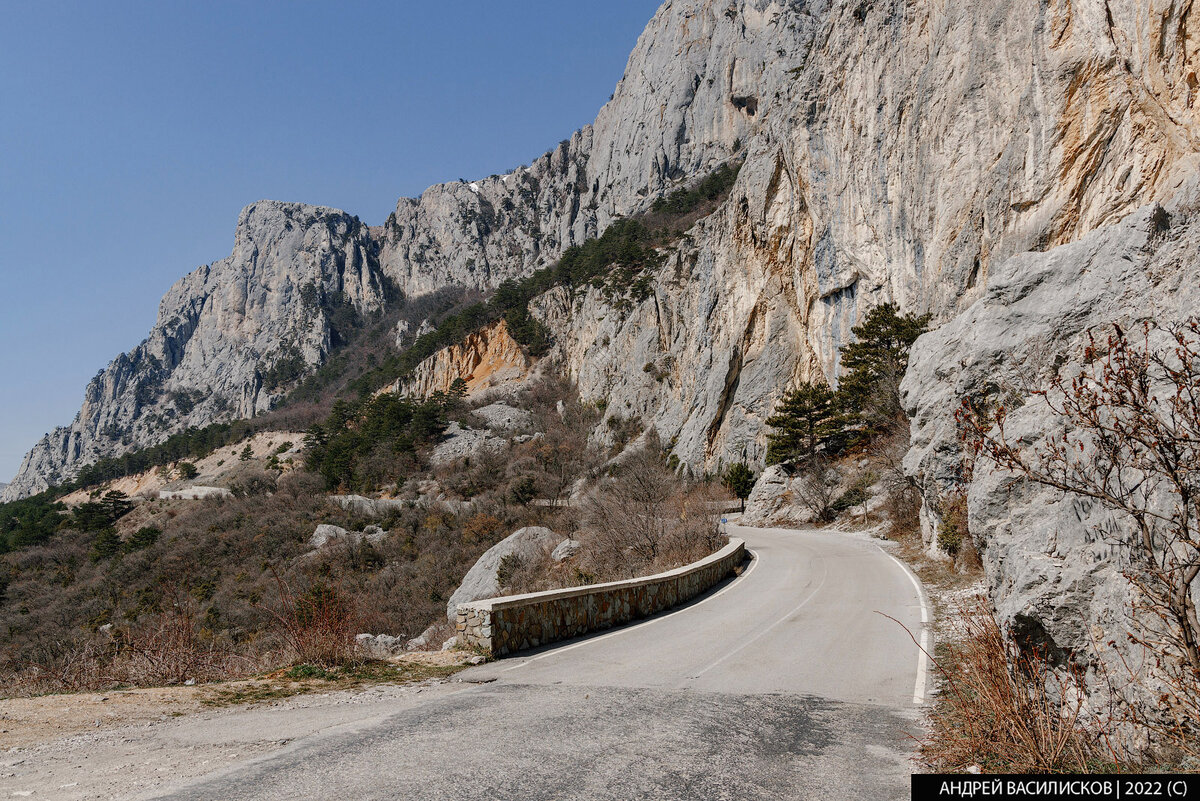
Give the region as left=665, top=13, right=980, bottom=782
left=0, top=653, right=472, bottom=801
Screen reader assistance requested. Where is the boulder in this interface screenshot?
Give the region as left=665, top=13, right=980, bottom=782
left=445, top=526, right=559, bottom=620
left=329, top=495, right=409, bottom=517
left=362, top=525, right=387, bottom=546
left=310, top=524, right=388, bottom=550
left=310, top=524, right=348, bottom=549
left=741, top=465, right=810, bottom=526
left=355, top=633, right=405, bottom=658
left=405, top=623, right=441, bottom=652
left=551, top=539, right=582, bottom=561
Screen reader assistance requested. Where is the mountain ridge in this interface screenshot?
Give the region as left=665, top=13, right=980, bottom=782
left=7, top=0, right=1200, bottom=499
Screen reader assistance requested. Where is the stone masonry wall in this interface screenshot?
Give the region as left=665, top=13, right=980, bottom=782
left=455, top=539, right=746, bottom=656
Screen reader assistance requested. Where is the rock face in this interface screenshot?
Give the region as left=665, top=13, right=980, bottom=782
left=445, top=526, right=559, bottom=620
left=532, top=0, right=1200, bottom=471
left=4, top=202, right=387, bottom=500
left=395, top=320, right=532, bottom=399
left=10, top=0, right=1200, bottom=493
left=902, top=199, right=1200, bottom=710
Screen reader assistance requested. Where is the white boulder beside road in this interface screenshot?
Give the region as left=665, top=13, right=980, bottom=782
left=445, top=526, right=559, bottom=620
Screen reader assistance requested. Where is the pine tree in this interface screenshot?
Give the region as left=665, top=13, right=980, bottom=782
left=90, top=527, right=121, bottom=561
left=765, top=381, right=839, bottom=465
left=837, top=303, right=930, bottom=433
left=722, top=462, right=757, bottom=511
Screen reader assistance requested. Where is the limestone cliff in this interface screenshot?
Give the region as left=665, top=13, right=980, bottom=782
left=902, top=195, right=1200, bottom=711
left=3, top=202, right=387, bottom=499
left=532, top=0, right=1200, bottom=471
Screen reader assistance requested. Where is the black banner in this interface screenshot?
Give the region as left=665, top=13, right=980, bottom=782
left=913, top=775, right=1200, bottom=800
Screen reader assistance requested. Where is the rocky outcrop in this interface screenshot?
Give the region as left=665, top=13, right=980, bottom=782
left=309, top=523, right=387, bottom=549
left=741, top=465, right=807, bottom=526
left=445, top=526, right=559, bottom=620
left=902, top=198, right=1200, bottom=710
left=4, top=202, right=387, bottom=500
left=430, top=422, right=506, bottom=468
left=470, top=402, right=532, bottom=431
left=355, top=633, right=407, bottom=658
left=550, top=539, right=582, bottom=562
left=328, top=495, right=409, bottom=518
left=394, top=320, right=532, bottom=399
left=376, top=0, right=767, bottom=297
left=157, top=486, right=233, bottom=501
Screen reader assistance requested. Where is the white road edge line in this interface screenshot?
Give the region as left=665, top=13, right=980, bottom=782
left=689, top=551, right=830, bottom=681
left=881, top=549, right=931, bottom=705
left=499, top=548, right=762, bottom=673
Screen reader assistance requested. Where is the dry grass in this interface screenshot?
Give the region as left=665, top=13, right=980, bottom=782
left=920, top=597, right=1129, bottom=773
left=200, top=658, right=465, bottom=707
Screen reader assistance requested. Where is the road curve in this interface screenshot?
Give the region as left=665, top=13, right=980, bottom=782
left=157, top=525, right=928, bottom=801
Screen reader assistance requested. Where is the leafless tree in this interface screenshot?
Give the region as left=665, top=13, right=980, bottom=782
left=584, top=447, right=679, bottom=569
left=794, top=456, right=840, bottom=522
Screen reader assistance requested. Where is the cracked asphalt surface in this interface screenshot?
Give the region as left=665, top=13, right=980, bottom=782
left=157, top=525, right=928, bottom=800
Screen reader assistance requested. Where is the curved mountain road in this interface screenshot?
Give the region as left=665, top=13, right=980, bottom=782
left=159, top=525, right=929, bottom=800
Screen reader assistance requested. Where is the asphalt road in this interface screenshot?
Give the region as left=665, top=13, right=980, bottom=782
left=158, top=525, right=929, bottom=800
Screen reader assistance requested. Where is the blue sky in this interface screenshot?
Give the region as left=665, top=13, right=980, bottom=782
left=0, top=1, right=660, bottom=483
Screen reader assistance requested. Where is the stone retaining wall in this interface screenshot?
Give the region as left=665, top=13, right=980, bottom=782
left=455, top=538, right=746, bottom=656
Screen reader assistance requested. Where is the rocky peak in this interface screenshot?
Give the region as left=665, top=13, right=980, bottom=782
left=2, top=200, right=388, bottom=501
left=377, top=0, right=791, bottom=298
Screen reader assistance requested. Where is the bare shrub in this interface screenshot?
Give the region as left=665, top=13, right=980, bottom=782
left=920, top=598, right=1126, bottom=772
left=262, top=571, right=361, bottom=667
left=582, top=447, right=681, bottom=576
left=868, top=424, right=923, bottom=539
left=936, top=490, right=969, bottom=556
left=229, top=469, right=278, bottom=497
left=793, top=456, right=840, bottom=523
left=3, top=596, right=257, bottom=696
left=579, top=445, right=723, bottom=579
left=5, top=637, right=112, bottom=696
left=109, top=592, right=256, bottom=686
left=658, top=483, right=726, bottom=567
